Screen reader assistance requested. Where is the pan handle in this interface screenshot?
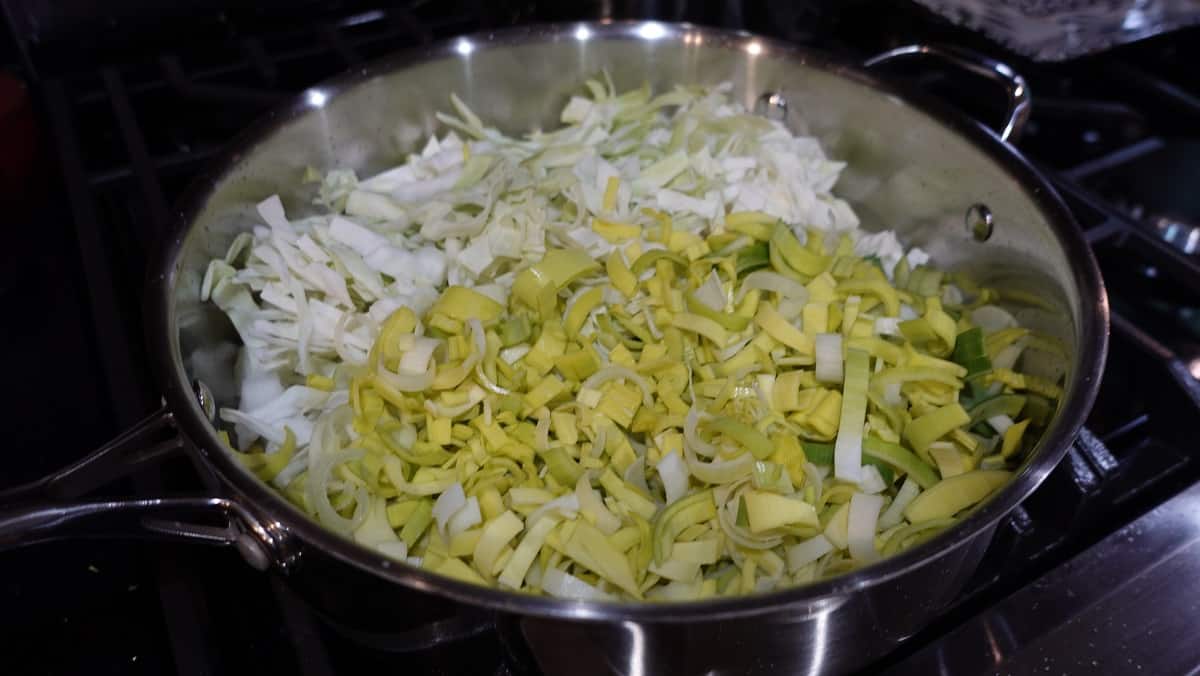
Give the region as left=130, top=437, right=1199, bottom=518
left=863, top=44, right=1031, bottom=143
left=0, top=404, right=281, bottom=569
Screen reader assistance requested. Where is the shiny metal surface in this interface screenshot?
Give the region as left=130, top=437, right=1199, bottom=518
left=887, top=479, right=1200, bottom=675
left=0, top=403, right=280, bottom=569
left=0, top=495, right=249, bottom=548
left=864, top=44, right=1031, bottom=143
left=910, top=0, right=1200, bottom=62
left=0, top=406, right=181, bottom=503
left=966, top=203, right=995, bottom=242
left=511, top=525, right=995, bottom=675
left=753, top=91, right=788, bottom=121
left=156, top=19, right=1107, bottom=616
left=1, top=22, right=1108, bottom=675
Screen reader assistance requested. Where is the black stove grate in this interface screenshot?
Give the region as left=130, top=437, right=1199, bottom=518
left=6, top=2, right=1200, bottom=674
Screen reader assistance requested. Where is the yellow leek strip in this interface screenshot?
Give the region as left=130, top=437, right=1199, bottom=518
left=430, top=286, right=505, bottom=322
left=670, top=231, right=708, bottom=259
left=606, top=250, right=638, bottom=298
left=822, top=502, right=850, bottom=549
left=450, top=529, right=483, bottom=558
left=881, top=517, right=955, bottom=556
left=592, top=218, right=641, bottom=243
left=524, top=320, right=567, bottom=376
left=923, top=298, right=957, bottom=354
left=841, top=295, right=861, bottom=337
left=872, top=366, right=962, bottom=395
left=306, top=374, right=335, bottom=391
left=498, top=515, right=560, bottom=589
left=1001, top=419, right=1031, bottom=458
left=478, top=487, right=505, bottom=521
left=742, top=490, right=819, bottom=533
left=660, top=550, right=713, bottom=585
left=801, top=303, right=827, bottom=337
left=563, top=520, right=642, bottom=597
left=905, top=349, right=968, bottom=377
left=726, top=211, right=778, bottom=228
left=427, top=415, right=453, bottom=445
left=630, top=249, right=688, bottom=276
left=771, top=225, right=827, bottom=276
left=671, top=539, right=721, bottom=565
left=377, top=307, right=418, bottom=365
left=949, top=428, right=978, bottom=454
left=609, top=526, right=641, bottom=553
left=736, top=288, right=760, bottom=320
left=837, top=279, right=900, bottom=317
left=657, top=260, right=682, bottom=312
left=725, top=211, right=778, bottom=241
left=755, top=302, right=814, bottom=353
left=602, top=176, right=620, bottom=211
left=632, top=514, right=654, bottom=581
left=806, top=230, right=826, bottom=255
left=904, top=469, right=1011, bottom=522
left=929, top=443, right=968, bottom=478
left=685, top=292, right=751, bottom=331
left=652, top=489, right=716, bottom=565
left=671, top=312, right=728, bottom=347
left=790, top=389, right=842, bottom=440
left=1017, top=331, right=1065, bottom=360
left=652, top=207, right=673, bottom=245
left=550, top=412, right=579, bottom=445
left=807, top=273, right=838, bottom=304
left=769, top=433, right=807, bottom=479
left=904, top=402, right=970, bottom=456
left=772, top=371, right=808, bottom=412
left=985, top=327, right=1030, bottom=359
left=598, top=468, right=658, bottom=520
left=473, top=510, right=525, bottom=576
left=555, top=348, right=600, bottom=382
left=595, top=381, right=643, bottom=429
left=523, top=374, right=566, bottom=412
left=706, top=416, right=775, bottom=460
left=564, top=287, right=605, bottom=338
left=433, top=360, right=476, bottom=391
left=847, top=337, right=904, bottom=365
left=987, top=368, right=1064, bottom=399
left=513, top=248, right=600, bottom=309
left=435, top=557, right=487, bottom=585
left=386, top=499, right=421, bottom=529
left=242, top=426, right=297, bottom=482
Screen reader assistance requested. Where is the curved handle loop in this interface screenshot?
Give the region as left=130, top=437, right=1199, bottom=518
left=0, top=399, right=282, bottom=569
left=2, top=407, right=181, bottom=503
left=864, top=44, right=1031, bottom=143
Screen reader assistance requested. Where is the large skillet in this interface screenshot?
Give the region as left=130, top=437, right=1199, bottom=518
left=0, top=22, right=1107, bottom=675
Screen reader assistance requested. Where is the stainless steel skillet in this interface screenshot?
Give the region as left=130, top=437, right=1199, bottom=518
left=0, top=22, right=1107, bottom=675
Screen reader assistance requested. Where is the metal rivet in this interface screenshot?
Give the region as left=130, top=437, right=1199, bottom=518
left=754, top=92, right=787, bottom=121
left=966, top=203, right=994, bottom=242
left=192, top=379, right=216, bottom=422
left=236, top=533, right=272, bottom=571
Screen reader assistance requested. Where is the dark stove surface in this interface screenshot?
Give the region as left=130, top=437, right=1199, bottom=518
left=3, top=2, right=1200, bottom=674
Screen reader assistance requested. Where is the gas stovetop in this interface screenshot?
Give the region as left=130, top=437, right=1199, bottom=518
left=3, top=1, right=1200, bottom=674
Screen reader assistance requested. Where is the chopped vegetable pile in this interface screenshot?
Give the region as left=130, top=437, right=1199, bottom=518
left=205, top=79, right=1065, bottom=601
